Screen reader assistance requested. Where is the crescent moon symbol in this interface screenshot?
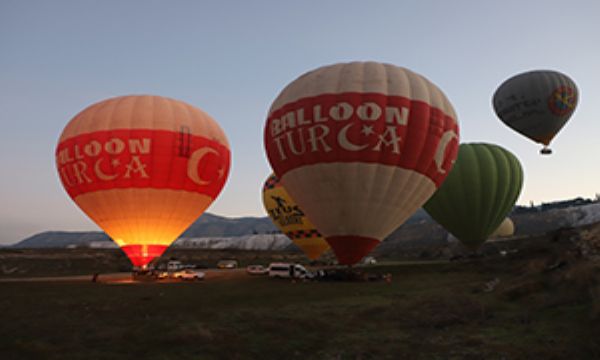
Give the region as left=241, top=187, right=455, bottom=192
left=187, top=147, right=219, bottom=186
left=338, top=123, right=369, bottom=151
left=94, top=158, right=118, bottom=181
left=434, top=130, right=458, bottom=174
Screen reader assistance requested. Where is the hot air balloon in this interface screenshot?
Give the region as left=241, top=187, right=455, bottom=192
left=56, top=95, right=230, bottom=268
left=493, top=70, right=578, bottom=155
left=490, top=217, right=515, bottom=238
left=264, top=62, right=459, bottom=265
left=423, top=143, right=523, bottom=250
left=262, top=174, right=330, bottom=260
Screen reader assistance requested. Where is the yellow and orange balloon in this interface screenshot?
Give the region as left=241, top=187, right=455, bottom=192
left=56, top=95, right=230, bottom=268
left=262, top=174, right=330, bottom=260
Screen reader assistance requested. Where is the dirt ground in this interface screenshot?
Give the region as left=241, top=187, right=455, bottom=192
left=1, top=248, right=599, bottom=359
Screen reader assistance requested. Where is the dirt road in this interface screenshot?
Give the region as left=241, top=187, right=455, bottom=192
left=0, top=268, right=251, bottom=284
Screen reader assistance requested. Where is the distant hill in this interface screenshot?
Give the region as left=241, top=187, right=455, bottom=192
left=11, top=198, right=600, bottom=252
left=13, top=231, right=110, bottom=249
left=175, top=234, right=295, bottom=251
left=12, top=213, right=281, bottom=249
left=11, top=210, right=431, bottom=249
left=181, top=213, right=277, bottom=237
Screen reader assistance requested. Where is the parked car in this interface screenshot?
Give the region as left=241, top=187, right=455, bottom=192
left=173, top=269, right=205, bottom=281
left=362, top=256, right=377, bottom=265
left=246, top=264, right=268, bottom=275
left=268, top=263, right=313, bottom=279
left=156, top=271, right=170, bottom=280
left=217, top=259, right=239, bottom=269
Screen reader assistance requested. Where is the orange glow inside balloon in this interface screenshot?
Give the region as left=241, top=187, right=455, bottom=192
left=56, top=95, right=230, bottom=267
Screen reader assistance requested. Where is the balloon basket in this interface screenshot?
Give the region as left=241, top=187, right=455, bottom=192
left=540, top=147, right=552, bottom=155
left=131, top=268, right=159, bottom=282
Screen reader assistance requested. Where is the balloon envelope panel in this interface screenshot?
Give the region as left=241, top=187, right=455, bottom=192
left=490, top=217, right=515, bottom=238
left=424, top=143, right=523, bottom=250
left=265, top=62, right=459, bottom=264
left=262, top=174, right=330, bottom=260
left=493, top=70, right=578, bottom=147
left=56, top=95, right=230, bottom=267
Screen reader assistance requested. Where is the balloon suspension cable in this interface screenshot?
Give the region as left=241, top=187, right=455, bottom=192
left=540, top=146, right=552, bottom=155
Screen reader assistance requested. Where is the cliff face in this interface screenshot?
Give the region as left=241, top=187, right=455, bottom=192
left=511, top=202, right=600, bottom=236
left=174, top=234, right=294, bottom=251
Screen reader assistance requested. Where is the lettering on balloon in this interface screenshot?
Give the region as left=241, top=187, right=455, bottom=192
left=56, top=129, right=230, bottom=198
left=267, top=195, right=306, bottom=227
left=495, top=94, right=545, bottom=122
left=265, top=93, right=459, bottom=184
left=270, top=105, right=408, bottom=160
left=57, top=137, right=151, bottom=187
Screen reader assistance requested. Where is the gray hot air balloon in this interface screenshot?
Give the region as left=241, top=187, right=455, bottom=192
left=493, top=70, right=578, bottom=155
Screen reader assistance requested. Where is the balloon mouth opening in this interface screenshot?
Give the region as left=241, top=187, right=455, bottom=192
left=458, top=238, right=486, bottom=252
left=121, top=244, right=168, bottom=268
left=326, top=236, right=380, bottom=265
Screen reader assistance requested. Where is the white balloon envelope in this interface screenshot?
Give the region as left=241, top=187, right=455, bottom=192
left=264, top=62, right=460, bottom=265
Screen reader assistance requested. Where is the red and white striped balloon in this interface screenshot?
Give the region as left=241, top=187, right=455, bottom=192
left=56, top=95, right=230, bottom=268
left=264, top=62, right=459, bottom=264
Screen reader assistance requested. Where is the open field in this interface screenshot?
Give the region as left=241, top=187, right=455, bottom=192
left=1, top=252, right=599, bottom=360
left=0, top=248, right=312, bottom=279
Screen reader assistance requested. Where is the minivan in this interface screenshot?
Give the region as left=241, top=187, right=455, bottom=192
left=268, top=263, right=313, bottom=279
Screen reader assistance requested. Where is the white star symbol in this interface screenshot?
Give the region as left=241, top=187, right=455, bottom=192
left=125, top=160, right=147, bottom=174
left=361, top=125, right=375, bottom=136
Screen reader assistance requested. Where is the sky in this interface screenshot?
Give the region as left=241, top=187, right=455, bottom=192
left=1, top=0, right=599, bottom=245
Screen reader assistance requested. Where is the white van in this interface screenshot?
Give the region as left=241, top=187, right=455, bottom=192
left=268, top=263, right=313, bottom=279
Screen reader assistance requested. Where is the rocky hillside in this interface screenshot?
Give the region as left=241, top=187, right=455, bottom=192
left=11, top=199, right=600, bottom=254
left=13, top=231, right=110, bottom=249
left=180, top=213, right=277, bottom=237
left=175, top=234, right=294, bottom=251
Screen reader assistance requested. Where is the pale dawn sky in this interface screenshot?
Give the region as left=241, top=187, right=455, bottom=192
left=1, top=0, right=599, bottom=244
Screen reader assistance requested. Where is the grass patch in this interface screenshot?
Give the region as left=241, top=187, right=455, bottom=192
left=1, top=260, right=599, bottom=359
